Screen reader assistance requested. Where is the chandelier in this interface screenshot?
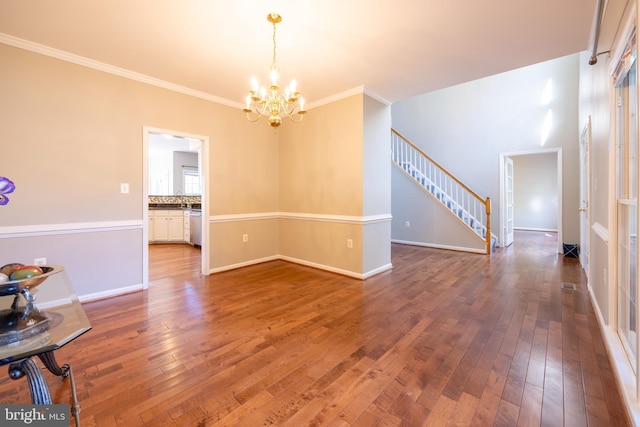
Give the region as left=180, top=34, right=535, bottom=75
left=243, top=13, right=306, bottom=128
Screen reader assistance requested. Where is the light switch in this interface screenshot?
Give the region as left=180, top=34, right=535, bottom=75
left=120, top=183, right=130, bottom=194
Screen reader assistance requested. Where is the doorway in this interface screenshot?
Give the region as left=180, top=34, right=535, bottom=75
left=499, top=149, right=563, bottom=253
left=142, top=126, right=209, bottom=288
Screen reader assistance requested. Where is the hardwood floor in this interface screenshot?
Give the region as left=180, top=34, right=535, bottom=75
left=0, top=232, right=630, bottom=426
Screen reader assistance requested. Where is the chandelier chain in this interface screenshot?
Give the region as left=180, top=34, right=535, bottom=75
left=272, top=21, right=277, bottom=68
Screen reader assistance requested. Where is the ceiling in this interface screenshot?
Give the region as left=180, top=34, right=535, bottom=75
left=0, top=1, right=597, bottom=108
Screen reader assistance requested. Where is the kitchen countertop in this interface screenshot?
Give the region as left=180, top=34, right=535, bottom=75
left=149, top=203, right=201, bottom=210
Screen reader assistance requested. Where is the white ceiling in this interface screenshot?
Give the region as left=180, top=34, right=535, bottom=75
left=0, top=1, right=597, bottom=107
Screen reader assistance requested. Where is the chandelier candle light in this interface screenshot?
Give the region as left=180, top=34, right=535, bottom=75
left=243, top=13, right=306, bottom=128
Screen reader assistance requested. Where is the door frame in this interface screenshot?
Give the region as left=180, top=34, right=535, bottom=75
left=142, top=126, right=210, bottom=288
left=499, top=148, right=563, bottom=253
left=579, top=116, right=592, bottom=278
left=504, top=156, right=515, bottom=247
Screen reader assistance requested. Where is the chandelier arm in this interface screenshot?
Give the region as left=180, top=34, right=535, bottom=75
left=281, top=102, right=295, bottom=116
left=289, top=112, right=307, bottom=123
left=245, top=111, right=262, bottom=122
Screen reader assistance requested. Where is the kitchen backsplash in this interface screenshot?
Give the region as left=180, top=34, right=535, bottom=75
left=149, top=195, right=201, bottom=205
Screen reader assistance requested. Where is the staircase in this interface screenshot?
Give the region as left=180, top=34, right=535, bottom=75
left=391, top=129, right=496, bottom=254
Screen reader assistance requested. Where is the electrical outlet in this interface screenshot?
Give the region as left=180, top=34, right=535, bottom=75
left=347, top=239, right=353, bottom=248
left=34, top=257, right=47, bottom=266
left=242, top=234, right=248, bottom=243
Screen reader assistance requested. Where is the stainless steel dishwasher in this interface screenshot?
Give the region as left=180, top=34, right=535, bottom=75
left=189, top=209, right=202, bottom=247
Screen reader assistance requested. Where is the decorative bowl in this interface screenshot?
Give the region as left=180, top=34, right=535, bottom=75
left=0, top=265, right=64, bottom=297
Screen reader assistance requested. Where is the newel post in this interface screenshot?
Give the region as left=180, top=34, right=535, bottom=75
left=485, top=197, right=491, bottom=254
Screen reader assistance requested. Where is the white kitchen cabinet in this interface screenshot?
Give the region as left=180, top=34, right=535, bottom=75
left=152, top=210, right=169, bottom=241
left=149, top=210, right=186, bottom=242
left=168, top=212, right=183, bottom=241
left=183, top=210, right=191, bottom=243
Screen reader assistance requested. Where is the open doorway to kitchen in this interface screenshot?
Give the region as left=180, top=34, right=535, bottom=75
left=142, top=126, right=209, bottom=288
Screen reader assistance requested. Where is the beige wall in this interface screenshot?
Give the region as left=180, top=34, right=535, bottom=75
left=279, top=95, right=364, bottom=216
left=0, top=43, right=277, bottom=297
left=210, top=218, right=280, bottom=271
left=363, top=94, right=392, bottom=216
left=0, top=43, right=392, bottom=296
left=278, top=94, right=392, bottom=277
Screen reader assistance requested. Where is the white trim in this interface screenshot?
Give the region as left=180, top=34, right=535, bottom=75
left=513, top=227, right=558, bottom=233
left=0, top=213, right=392, bottom=237
left=391, top=239, right=486, bottom=255
left=363, top=87, right=393, bottom=106
left=362, top=263, right=394, bottom=279
left=78, top=284, right=145, bottom=303
left=208, top=256, right=280, bottom=274
left=588, top=284, right=640, bottom=426
left=208, top=254, right=392, bottom=280
left=0, top=220, right=142, bottom=238
left=608, top=23, right=640, bottom=405
left=278, top=255, right=391, bottom=279
left=279, top=212, right=393, bottom=225
left=306, top=86, right=392, bottom=110
left=210, top=212, right=281, bottom=223
left=211, top=212, right=393, bottom=225
left=306, top=87, right=364, bottom=109
left=608, top=3, right=637, bottom=76
left=35, top=297, right=74, bottom=310
left=592, top=221, right=609, bottom=243
left=0, top=33, right=243, bottom=109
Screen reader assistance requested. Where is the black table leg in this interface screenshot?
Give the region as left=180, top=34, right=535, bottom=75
left=38, top=351, right=69, bottom=377
left=8, top=353, right=81, bottom=427
left=38, top=352, right=81, bottom=427
left=8, top=357, right=52, bottom=404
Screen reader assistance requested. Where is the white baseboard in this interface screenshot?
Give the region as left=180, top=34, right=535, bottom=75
left=75, top=256, right=392, bottom=303
left=391, top=239, right=486, bottom=254
left=208, top=256, right=280, bottom=274
left=587, top=284, right=640, bottom=426
left=78, top=283, right=144, bottom=303
left=363, top=263, right=393, bottom=279
left=277, top=256, right=392, bottom=279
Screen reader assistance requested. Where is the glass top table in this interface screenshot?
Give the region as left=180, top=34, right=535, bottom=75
left=0, top=266, right=90, bottom=426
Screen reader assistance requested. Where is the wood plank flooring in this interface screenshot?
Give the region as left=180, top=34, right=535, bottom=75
left=0, top=231, right=630, bottom=426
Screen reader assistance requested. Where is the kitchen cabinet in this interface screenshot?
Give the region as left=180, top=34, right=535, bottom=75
left=149, top=210, right=187, bottom=242
left=183, top=210, right=191, bottom=243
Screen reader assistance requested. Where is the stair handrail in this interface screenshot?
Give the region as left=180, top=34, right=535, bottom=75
left=391, top=128, right=493, bottom=254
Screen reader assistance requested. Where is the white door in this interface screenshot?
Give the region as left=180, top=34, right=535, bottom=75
left=579, top=118, right=591, bottom=275
left=504, top=157, right=514, bottom=247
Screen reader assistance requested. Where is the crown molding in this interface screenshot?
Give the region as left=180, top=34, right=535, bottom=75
left=363, top=87, right=393, bottom=106
left=0, top=33, right=244, bottom=109
left=0, top=33, right=391, bottom=112
left=307, top=86, right=392, bottom=110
